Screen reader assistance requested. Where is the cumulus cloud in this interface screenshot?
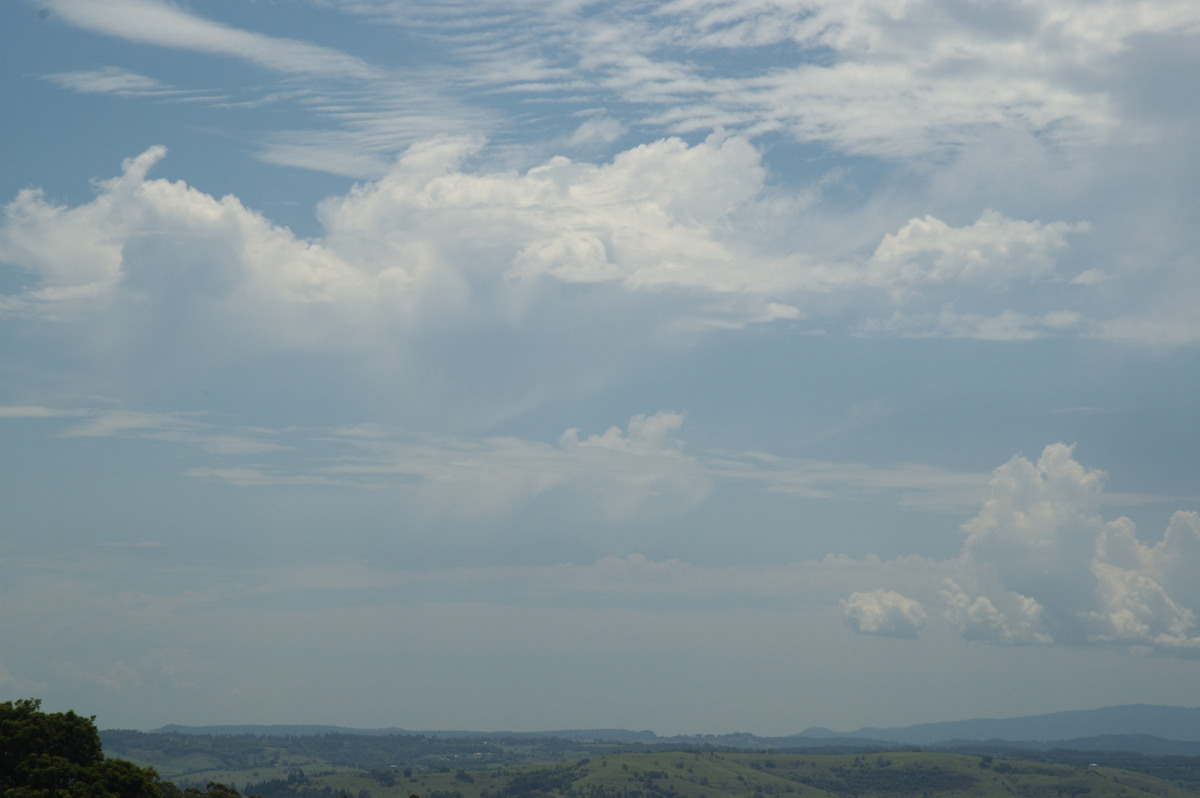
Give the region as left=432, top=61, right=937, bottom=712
left=4, top=132, right=1192, bottom=446
left=0, top=146, right=373, bottom=361
left=866, top=211, right=1085, bottom=296
left=324, top=133, right=775, bottom=298
left=18, top=0, right=1198, bottom=348
left=560, top=411, right=684, bottom=453
left=941, top=578, right=1052, bottom=645
left=1, top=141, right=1091, bottom=360
left=832, top=444, right=1200, bottom=654
left=941, top=444, right=1200, bottom=653
left=841, top=589, right=928, bottom=638
left=7, top=139, right=761, bottom=349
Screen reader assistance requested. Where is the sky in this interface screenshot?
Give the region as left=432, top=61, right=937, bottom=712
left=2, top=0, right=1200, bottom=737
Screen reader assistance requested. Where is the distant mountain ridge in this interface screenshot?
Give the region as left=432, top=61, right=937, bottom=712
left=797, top=704, right=1200, bottom=746
left=146, top=704, right=1200, bottom=755
left=154, top=724, right=406, bottom=737
left=151, top=724, right=660, bottom=742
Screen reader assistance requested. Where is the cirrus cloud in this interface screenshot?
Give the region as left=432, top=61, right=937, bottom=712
left=39, top=0, right=382, bottom=80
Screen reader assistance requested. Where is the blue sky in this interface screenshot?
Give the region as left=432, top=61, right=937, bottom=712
left=2, top=0, right=1200, bottom=735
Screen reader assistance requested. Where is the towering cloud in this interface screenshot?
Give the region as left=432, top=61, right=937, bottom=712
left=945, top=444, right=1200, bottom=652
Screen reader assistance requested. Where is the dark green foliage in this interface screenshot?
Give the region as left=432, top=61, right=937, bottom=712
left=0, top=698, right=163, bottom=797
left=241, top=777, right=299, bottom=798
left=1, top=698, right=104, bottom=786
left=369, top=771, right=397, bottom=787
left=0, top=699, right=254, bottom=798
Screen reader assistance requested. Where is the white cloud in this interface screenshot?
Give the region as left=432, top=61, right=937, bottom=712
left=1087, top=511, right=1200, bottom=650
left=0, top=406, right=89, bottom=418
left=364, top=0, right=1200, bottom=159
left=0, top=136, right=806, bottom=422
left=561, top=411, right=684, bottom=453
left=1071, top=269, right=1111, bottom=286
left=0, top=135, right=1183, bottom=435
left=1096, top=316, right=1200, bottom=348
left=299, top=137, right=1088, bottom=330
left=256, top=84, right=500, bottom=179
left=31, top=408, right=290, bottom=456
left=42, top=66, right=192, bottom=98
left=0, top=400, right=997, bottom=525
left=325, top=412, right=709, bottom=522
left=206, top=418, right=996, bottom=518
left=324, top=132, right=777, bottom=298
left=569, top=114, right=628, bottom=147
left=57, top=409, right=205, bottom=438
left=256, top=0, right=1178, bottom=199
left=942, top=578, right=1052, bottom=645
left=1089, top=560, right=1198, bottom=650
left=861, top=309, right=1086, bottom=342
left=841, top=589, right=927, bottom=638
left=0, top=138, right=777, bottom=336
left=796, top=445, right=1200, bottom=655
left=6, top=0, right=1200, bottom=734
left=866, top=211, right=1084, bottom=295
left=711, top=452, right=990, bottom=511
left=40, top=0, right=381, bottom=80
left=15, top=0, right=1195, bottom=348
left=315, top=143, right=1088, bottom=339
left=184, top=466, right=333, bottom=488
left=0, top=146, right=370, bottom=348
left=941, top=444, right=1200, bottom=653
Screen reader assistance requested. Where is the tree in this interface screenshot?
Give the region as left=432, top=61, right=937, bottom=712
left=0, top=698, right=167, bottom=798
left=1, top=698, right=103, bottom=783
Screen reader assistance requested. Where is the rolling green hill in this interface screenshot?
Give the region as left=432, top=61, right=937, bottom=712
left=98, top=733, right=1200, bottom=798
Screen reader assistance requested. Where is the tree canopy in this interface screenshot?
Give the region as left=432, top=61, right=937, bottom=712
left=0, top=698, right=243, bottom=798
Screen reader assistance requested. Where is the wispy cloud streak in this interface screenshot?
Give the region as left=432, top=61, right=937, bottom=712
left=41, top=0, right=382, bottom=79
